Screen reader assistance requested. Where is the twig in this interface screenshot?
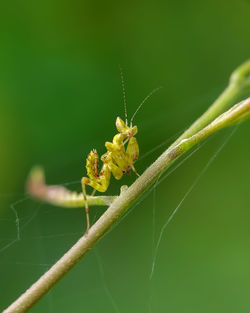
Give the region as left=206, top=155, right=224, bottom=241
left=27, top=166, right=118, bottom=208
left=3, top=61, right=250, bottom=313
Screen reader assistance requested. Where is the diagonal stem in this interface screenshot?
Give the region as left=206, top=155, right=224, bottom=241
left=4, top=61, right=250, bottom=313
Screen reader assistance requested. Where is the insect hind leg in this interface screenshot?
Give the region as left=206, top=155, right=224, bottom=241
left=131, top=165, right=140, bottom=177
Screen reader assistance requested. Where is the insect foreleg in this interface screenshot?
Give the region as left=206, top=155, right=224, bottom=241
left=126, top=137, right=139, bottom=164
left=126, top=137, right=140, bottom=176
left=108, top=159, right=123, bottom=180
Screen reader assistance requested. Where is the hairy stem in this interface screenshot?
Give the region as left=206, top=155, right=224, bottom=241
left=4, top=61, right=250, bottom=313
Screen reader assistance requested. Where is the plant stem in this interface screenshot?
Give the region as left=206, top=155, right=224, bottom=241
left=171, top=60, right=250, bottom=147
left=27, top=166, right=117, bottom=208
left=27, top=60, right=250, bottom=210
left=3, top=61, right=250, bottom=313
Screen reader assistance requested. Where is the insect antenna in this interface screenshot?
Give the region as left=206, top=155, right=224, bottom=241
left=119, top=65, right=128, bottom=125
left=130, top=86, right=163, bottom=126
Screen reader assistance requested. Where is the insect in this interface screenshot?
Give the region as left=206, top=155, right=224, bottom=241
left=81, top=69, right=161, bottom=232
left=81, top=116, right=139, bottom=231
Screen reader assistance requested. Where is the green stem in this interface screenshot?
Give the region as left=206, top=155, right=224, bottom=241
left=170, top=98, right=250, bottom=159
left=171, top=60, right=250, bottom=147
left=4, top=61, right=250, bottom=313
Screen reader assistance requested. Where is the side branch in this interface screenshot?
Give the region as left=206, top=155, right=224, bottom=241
left=27, top=167, right=117, bottom=208
left=170, top=59, right=250, bottom=147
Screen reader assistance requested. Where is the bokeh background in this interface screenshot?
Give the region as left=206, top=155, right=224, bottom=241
left=1, top=1, right=250, bottom=312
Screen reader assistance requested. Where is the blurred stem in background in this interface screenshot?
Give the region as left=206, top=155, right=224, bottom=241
left=4, top=60, right=250, bottom=313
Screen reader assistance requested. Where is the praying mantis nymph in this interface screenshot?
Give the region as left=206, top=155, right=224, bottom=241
left=81, top=68, right=162, bottom=232
left=81, top=117, right=140, bottom=232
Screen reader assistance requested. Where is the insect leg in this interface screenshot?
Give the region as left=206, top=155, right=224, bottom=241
left=126, top=137, right=139, bottom=162
left=131, top=165, right=140, bottom=177
left=126, top=137, right=140, bottom=176
left=108, top=159, right=123, bottom=180
left=81, top=177, right=90, bottom=232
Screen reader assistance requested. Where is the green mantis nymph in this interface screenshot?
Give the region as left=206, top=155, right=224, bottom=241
left=81, top=69, right=161, bottom=232
left=81, top=116, right=140, bottom=231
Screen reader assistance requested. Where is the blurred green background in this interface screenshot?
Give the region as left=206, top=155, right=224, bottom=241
left=0, top=1, right=250, bottom=312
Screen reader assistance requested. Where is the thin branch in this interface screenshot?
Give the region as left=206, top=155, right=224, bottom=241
left=170, top=60, right=250, bottom=147
left=27, top=167, right=117, bottom=208
left=3, top=61, right=250, bottom=313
